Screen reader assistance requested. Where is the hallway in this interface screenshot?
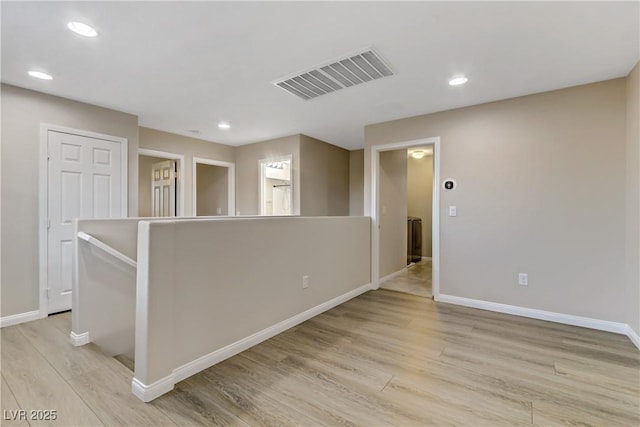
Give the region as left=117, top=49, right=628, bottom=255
left=380, top=259, right=432, bottom=298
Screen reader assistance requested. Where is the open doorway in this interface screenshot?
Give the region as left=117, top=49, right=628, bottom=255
left=192, top=157, right=235, bottom=217
left=138, top=149, right=184, bottom=217
left=371, top=137, right=440, bottom=299
left=379, top=146, right=434, bottom=298
left=259, top=155, right=293, bottom=216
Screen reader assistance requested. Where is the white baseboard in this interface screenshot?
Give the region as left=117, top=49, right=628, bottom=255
left=625, top=325, right=640, bottom=350
left=70, top=331, right=90, bottom=346
left=0, top=310, right=41, bottom=328
left=421, top=256, right=432, bottom=261
left=438, top=294, right=638, bottom=347
left=131, top=376, right=175, bottom=403
left=132, top=282, right=374, bottom=402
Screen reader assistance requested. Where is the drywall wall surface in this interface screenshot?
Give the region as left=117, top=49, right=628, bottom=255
left=626, top=62, right=640, bottom=335
left=350, top=149, right=365, bottom=216
left=1, top=84, right=139, bottom=317
left=408, top=153, right=433, bottom=257
left=73, top=216, right=234, bottom=347
left=135, top=216, right=371, bottom=386
left=365, top=79, right=627, bottom=322
left=74, top=218, right=142, bottom=357
left=196, top=163, right=228, bottom=216
left=75, top=218, right=141, bottom=261
left=299, top=135, right=350, bottom=216
left=379, top=149, right=408, bottom=277
left=138, top=154, right=168, bottom=217
left=235, top=134, right=301, bottom=215
left=138, top=127, right=234, bottom=216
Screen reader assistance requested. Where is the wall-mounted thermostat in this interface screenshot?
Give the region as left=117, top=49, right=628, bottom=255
left=442, top=178, right=457, bottom=191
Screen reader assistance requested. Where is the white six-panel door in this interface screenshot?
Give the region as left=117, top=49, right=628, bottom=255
left=47, top=130, right=125, bottom=314
left=151, top=160, right=176, bottom=217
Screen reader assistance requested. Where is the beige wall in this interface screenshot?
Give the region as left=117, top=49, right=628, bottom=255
left=626, top=62, right=640, bottom=335
left=73, top=218, right=142, bottom=357
left=135, top=216, right=371, bottom=388
left=196, top=163, right=228, bottom=216
left=300, top=135, right=350, bottom=216
left=379, top=149, right=408, bottom=277
left=1, top=84, right=139, bottom=317
left=139, top=127, right=234, bottom=217
left=349, top=149, right=364, bottom=216
left=235, top=134, right=301, bottom=216
left=366, top=79, right=628, bottom=322
left=138, top=155, right=168, bottom=217
left=408, top=154, right=433, bottom=257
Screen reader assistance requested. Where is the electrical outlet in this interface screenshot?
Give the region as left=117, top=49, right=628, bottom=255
left=216, top=207, right=222, bottom=214
left=302, top=275, right=309, bottom=289
left=518, top=273, right=528, bottom=286
left=449, top=206, right=457, bottom=217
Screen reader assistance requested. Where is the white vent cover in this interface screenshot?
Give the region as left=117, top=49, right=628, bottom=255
left=274, top=48, right=393, bottom=100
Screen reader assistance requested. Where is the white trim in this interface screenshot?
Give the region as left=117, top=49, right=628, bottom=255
left=192, top=157, right=235, bottom=217
left=379, top=267, right=407, bottom=284
left=77, top=232, right=137, bottom=268
left=70, top=331, right=90, bottom=346
left=138, top=149, right=185, bottom=217
left=370, top=137, right=440, bottom=301
left=40, top=124, right=128, bottom=316
left=421, top=256, right=432, bottom=261
left=131, top=376, right=175, bottom=403
left=438, top=294, right=633, bottom=336
left=626, top=325, right=640, bottom=350
left=0, top=310, right=41, bottom=328
left=131, top=282, right=373, bottom=402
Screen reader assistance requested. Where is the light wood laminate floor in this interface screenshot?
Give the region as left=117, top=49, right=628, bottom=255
left=2, top=290, right=638, bottom=426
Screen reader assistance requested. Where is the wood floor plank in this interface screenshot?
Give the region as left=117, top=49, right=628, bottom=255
left=532, top=398, right=638, bottom=427
left=0, top=327, right=103, bottom=427
left=207, top=356, right=360, bottom=426
left=381, top=374, right=533, bottom=426
left=259, top=352, right=434, bottom=426
left=1, top=374, right=30, bottom=427
left=269, top=333, right=394, bottom=391
left=152, top=383, right=251, bottom=427
left=441, top=342, right=639, bottom=424
left=188, top=369, right=318, bottom=427
left=67, top=363, right=177, bottom=427
left=45, top=312, right=72, bottom=338
left=17, top=317, right=113, bottom=381
left=554, top=355, right=640, bottom=392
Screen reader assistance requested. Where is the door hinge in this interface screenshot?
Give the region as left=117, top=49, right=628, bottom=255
left=45, top=288, right=50, bottom=299
left=47, top=219, right=51, bottom=230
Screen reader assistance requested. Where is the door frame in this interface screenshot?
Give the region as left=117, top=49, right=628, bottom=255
left=370, top=137, right=441, bottom=299
left=139, top=148, right=185, bottom=217
left=192, top=157, right=235, bottom=216
left=259, top=154, right=294, bottom=216
left=39, top=124, right=128, bottom=317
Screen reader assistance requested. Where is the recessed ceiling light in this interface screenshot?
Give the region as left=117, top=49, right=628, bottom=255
left=449, top=76, right=468, bottom=86
left=218, top=122, right=231, bottom=130
left=67, top=21, right=98, bottom=37
left=28, top=70, right=53, bottom=80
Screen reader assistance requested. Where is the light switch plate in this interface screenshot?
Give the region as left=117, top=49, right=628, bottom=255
left=449, top=206, right=457, bottom=217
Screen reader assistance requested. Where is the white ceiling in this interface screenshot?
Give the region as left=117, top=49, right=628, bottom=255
left=2, top=1, right=638, bottom=150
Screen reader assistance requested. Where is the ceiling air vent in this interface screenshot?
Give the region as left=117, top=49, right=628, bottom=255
left=274, top=48, right=393, bottom=100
